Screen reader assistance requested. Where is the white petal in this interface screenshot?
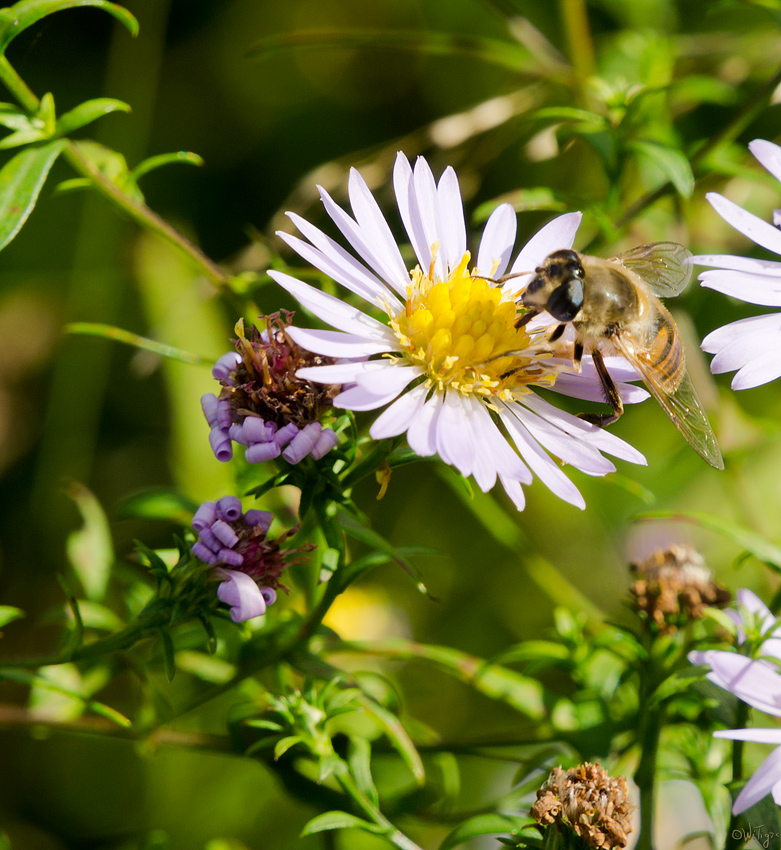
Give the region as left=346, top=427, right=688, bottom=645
left=706, top=323, right=773, bottom=372
left=700, top=269, right=781, bottom=306
left=519, top=392, right=647, bottom=465
left=750, top=138, right=781, bottom=185
left=550, top=374, right=650, bottom=404
left=715, top=728, right=781, bottom=744
left=286, top=326, right=397, bottom=358
left=435, top=392, right=475, bottom=476
left=703, top=312, right=781, bottom=353
left=509, top=211, right=583, bottom=274
left=498, top=404, right=586, bottom=508
left=393, top=152, right=430, bottom=272
left=297, top=360, right=408, bottom=384
left=733, top=350, right=781, bottom=389
left=332, top=366, right=418, bottom=410
left=731, top=745, right=781, bottom=815
left=436, top=166, right=467, bottom=269
left=319, top=185, right=408, bottom=296
left=283, top=213, right=401, bottom=306
left=413, top=157, right=446, bottom=280
left=706, top=192, right=781, bottom=256
left=706, top=652, right=781, bottom=715
left=736, top=588, right=774, bottom=621
left=692, top=253, right=781, bottom=275
left=499, top=475, right=526, bottom=511
left=466, top=395, right=532, bottom=490
left=370, top=383, right=428, bottom=439
left=347, top=167, right=411, bottom=288
left=407, top=392, right=442, bottom=457
left=476, top=203, right=517, bottom=278
left=269, top=271, right=394, bottom=338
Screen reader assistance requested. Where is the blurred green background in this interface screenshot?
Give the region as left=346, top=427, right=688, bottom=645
left=1, top=0, right=781, bottom=847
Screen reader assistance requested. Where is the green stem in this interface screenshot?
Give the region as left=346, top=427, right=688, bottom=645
left=724, top=701, right=750, bottom=850
left=0, top=56, right=230, bottom=289
left=559, top=0, right=595, bottom=106
left=341, top=439, right=396, bottom=491
left=634, top=643, right=665, bottom=850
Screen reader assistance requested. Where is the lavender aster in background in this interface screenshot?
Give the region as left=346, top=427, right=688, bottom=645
left=191, top=496, right=313, bottom=622
left=202, top=312, right=342, bottom=465
left=268, top=152, right=648, bottom=511
left=689, top=589, right=781, bottom=814
left=692, top=139, right=781, bottom=389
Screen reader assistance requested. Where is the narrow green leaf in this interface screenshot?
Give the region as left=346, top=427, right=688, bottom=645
left=0, top=0, right=138, bottom=56
left=629, top=139, right=694, bottom=198
left=0, top=137, right=66, bottom=251
left=64, top=481, right=113, bottom=602
left=301, top=811, right=384, bottom=837
left=359, top=696, right=425, bottom=786
left=440, top=814, right=521, bottom=850
left=274, top=735, right=303, bottom=759
left=158, top=629, right=176, bottom=682
left=0, top=606, right=24, bottom=628
left=533, top=106, right=608, bottom=132
left=637, top=510, right=781, bottom=572
left=130, top=150, right=204, bottom=181
left=0, top=128, right=50, bottom=149
left=348, top=737, right=379, bottom=807
left=53, top=177, right=90, bottom=194
left=492, top=640, right=570, bottom=666
left=66, top=322, right=209, bottom=365
left=55, top=97, right=130, bottom=137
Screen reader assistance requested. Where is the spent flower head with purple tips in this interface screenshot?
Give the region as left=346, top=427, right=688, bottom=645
left=191, top=496, right=313, bottom=622
left=202, top=313, right=342, bottom=466
left=267, top=152, right=647, bottom=511
left=692, top=139, right=781, bottom=389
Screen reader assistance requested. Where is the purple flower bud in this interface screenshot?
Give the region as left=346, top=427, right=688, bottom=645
left=216, top=496, right=243, bottom=523
left=310, top=427, right=338, bottom=460
left=245, top=442, right=281, bottom=464
left=216, top=569, right=268, bottom=622
left=218, top=548, right=244, bottom=567
left=274, top=422, right=299, bottom=448
left=228, top=423, right=249, bottom=446
left=212, top=519, right=239, bottom=548
left=217, top=400, right=233, bottom=430
left=243, top=417, right=275, bottom=443
left=192, top=541, right=218, bottom=564
left=261, top=587, right=277, bottom=605
left=212, top=352, right=242, bottom=383
left=209, top=427, right=233, bottom=462
left=198, top=526, right=221, bottom=553
left=192, top=500, right=217, bottom=532
left=282, top=422, right=321, bottom=464
left=244, top=509, right=273, bottom=533
left=201, top=393, right=220, bottom=428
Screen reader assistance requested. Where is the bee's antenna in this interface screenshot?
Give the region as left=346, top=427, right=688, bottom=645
left=472, top=270, right=533, bottom=285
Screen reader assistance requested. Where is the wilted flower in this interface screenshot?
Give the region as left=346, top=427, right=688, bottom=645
left=629, top=544, right=730, bottom=633
left=531, top=762, right=633, bottom=849
left=268, top=153, right=646, bottom=510
left=692, top=139, right=781, bottom=389
left=191, top=496, right=312, bottom=622
left=201, top=313, right=341, bottom=465
left=689, top=589, right=781, bottom=814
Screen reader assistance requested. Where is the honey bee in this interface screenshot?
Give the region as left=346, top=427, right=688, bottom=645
left=515, top=242, right=724, bottom=469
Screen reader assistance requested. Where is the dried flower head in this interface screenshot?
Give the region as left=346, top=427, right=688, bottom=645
left=191, top=496, right=313, bottom=622
left=531, top=763, right=633, bottom=850
left=201, top=313, right=342, bottom=465
left=630, top=544, right=730, bottom=632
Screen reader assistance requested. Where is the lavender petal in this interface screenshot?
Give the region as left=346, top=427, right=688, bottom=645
left=244, top=509, right=273, bottom=533
left=282, top=422, right=321, bottom=463
left=192, top=541, right=218, bottom=564
left=218, top=548, right=244, bottom=567
left=217, top=400, right=233, bottom=430
left=198, top=526, right=221, bottom=553
left=310, top=427, right=338, bottom=460
left=212, top=519, right=239, bottom=548
left=216, top=570, right=267, bottom=622
left=243, top=417, right=275, bottom=443
left=229, top=423, right=250, bottom=446
left=209, top=427, right=233, bottom=462
left=245, top=442, right=282, bottom=463
left=216, top=496, right=243, bottom=522
left=274, top=422, right=299, bottom=447
left=200, top=393, right=220, bottom=427
left=212, top=351, right=242, bottom=383
left=192, top=501, right=217, bottom=532
left=261, top=587, right=277, bottom=605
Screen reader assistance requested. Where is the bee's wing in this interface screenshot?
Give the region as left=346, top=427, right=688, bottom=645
left=611, top=242, right=693, bottom=297
left=612, top=334, right=724, bottom=469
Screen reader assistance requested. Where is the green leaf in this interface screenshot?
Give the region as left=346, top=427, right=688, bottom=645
left=532, top=106, right=608, bottom=132
left=64, top=482, right=113, bottom=601
left=629, top=139, right=694, bottom=198
left=731, top=792, right=781, bottom=850
left=300, top=811, right=385, bottom=837
left=65, top=322, right=209, bottom=366
left=359, top=696, right=425, bottom=786
left=0, top=128, right=50, bottom=149
left=651, top=667, right=712, bottom=707
left=440, top=814, right=522, bottom=850
left=492, top=640, right=570, bottom=666
left=55, top=98, right=130, bottom=137
left=348, top=737, right=379, bottom=807
left=67, top=140, right=143, bottom=202
left=0, top=606, right=24, bottom=628
left=158, top=629, right=176, bottom=682
left=274, top=735, right=303, bottom=759
left=130, top=150, right=204, bottom=181
left=636, top=510, right=781, bottom=573
left=0, top=0, right=138, bottom=57
left=0, top=137, right=66, bottom=251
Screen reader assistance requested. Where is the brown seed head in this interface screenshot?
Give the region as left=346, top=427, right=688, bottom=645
left=531, top=763, right=633, bottom=850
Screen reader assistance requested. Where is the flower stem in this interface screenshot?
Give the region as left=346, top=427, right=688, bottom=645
left=724, top=700, right=750, bottom=850
left=0, top=56, right=231, bottom=290
left=559, top=0, right=595, bottom=106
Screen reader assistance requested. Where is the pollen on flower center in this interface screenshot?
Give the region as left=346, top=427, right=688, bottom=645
left=390, top=250, right=556, bottom=397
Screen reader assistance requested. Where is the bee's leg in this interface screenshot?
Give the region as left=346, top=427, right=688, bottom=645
left=577, top=348, right=624, bottom=427
left=514, top=309, right=538, bottom=329
left=548, top=323, right=567, bottom=343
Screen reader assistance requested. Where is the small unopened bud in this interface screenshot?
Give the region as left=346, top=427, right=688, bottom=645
left=630, top=544, right=731, bottom=633
left=531, top=763, right=633, bottom=850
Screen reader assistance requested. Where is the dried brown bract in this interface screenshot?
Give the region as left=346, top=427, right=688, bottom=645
left=630, top=544, right=731, bottom=633
left=531, top=762, right=633, bottom=850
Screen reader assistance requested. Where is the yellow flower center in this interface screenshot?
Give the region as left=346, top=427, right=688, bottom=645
left=389, top=250, right=558, bottom=400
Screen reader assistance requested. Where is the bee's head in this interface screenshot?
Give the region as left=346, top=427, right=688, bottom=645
left=521, top=249, right=585, bottom=323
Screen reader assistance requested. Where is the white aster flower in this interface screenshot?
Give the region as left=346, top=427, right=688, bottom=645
left=689, top=589, right=781, bottom=814
left=268, top=153, right=647, bottom=510
left=692, top=139, right=781, bottom=389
